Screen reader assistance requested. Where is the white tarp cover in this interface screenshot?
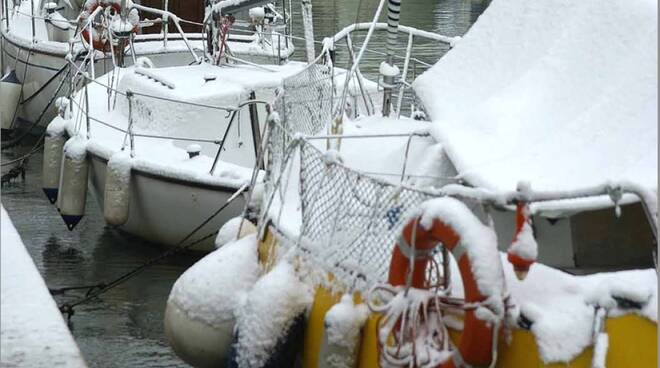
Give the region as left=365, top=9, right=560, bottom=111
left=413, top=0, right=657, bottom=197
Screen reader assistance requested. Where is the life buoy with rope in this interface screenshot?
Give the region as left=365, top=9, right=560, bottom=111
left=79, top=1, right=138, bottom=52
left=386, top=207, right=500, bottom=368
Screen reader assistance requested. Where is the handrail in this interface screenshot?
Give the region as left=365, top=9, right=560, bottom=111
left=65, top=57, right=237, bottom=112
left=269, top=120, right=659, bottom=245
left=70, top=95, right=267, bottom=144
left=129, top=3, right=200, bottom=63
left=210, top=99, right=270, bottom=174
left=331, top=22, right=460, bottom=46
left=439, top=182, right=658, bottom=240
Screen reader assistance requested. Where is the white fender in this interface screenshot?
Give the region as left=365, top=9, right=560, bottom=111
left=0, top=70, right=22, bottom=131
left=57, top=136, right=89, bottom=230
left=103, top=151, right=132, bottom=226
left=42, top=120, right=67, bottom=203
left=165, top=234, right=260, bottom=368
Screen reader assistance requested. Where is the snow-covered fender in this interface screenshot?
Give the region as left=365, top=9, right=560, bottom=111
left=387, top=215, right=498, bottom=368
left=506, top=202, right=537, bottom=280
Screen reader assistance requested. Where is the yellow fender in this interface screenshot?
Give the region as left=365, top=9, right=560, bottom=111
left=257, top=229, right=658, bottom=368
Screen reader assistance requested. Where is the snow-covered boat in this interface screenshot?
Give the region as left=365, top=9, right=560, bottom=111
left=164, top=0, right=657, bottom=367
left=42, top=0, right=378, bottom=249
left=0, top=0, right=293, bottom=138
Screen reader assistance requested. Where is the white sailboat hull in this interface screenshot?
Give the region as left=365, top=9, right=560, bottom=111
left=88, top=152, right=246, bottom=251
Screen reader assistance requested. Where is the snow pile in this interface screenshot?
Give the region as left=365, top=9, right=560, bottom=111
left=413, top=0, right=657, bottom=201
left=508, top=221, right=538, bottom=261
left=499, top=257, right=657, bottom=363
left=63, top=135, right=88, bottom=161
left=234, top=261, right=313, bottom=367
left=168, top=234, right=260, bottom=328
left=379, top=61, right=400, bottom=77
left=323, top=294, right=369, bottom=367
left=106, top=150, right=132, bottom=185
left=214, top=217, right=256, bottom=249
left=1, top=206, right=87, bottom=367
left=325, top=295, right=368, bottom=345
left=249, top=7, right=265, bottom=20
left=518, top=298, right=594, bottom=362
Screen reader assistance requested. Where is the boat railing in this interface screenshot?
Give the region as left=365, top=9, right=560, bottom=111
left=263, top=21, right=456, bottom=121
left=130, top=3, right=200, bottom=63
left=65, top=60, right=269, bottom=175
left=258, top=114, right=659, bottom=292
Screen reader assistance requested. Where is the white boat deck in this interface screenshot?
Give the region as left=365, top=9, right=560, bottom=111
left=1, top=206, right=87, bottom=368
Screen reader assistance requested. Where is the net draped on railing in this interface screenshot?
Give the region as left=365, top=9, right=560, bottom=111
left=297, top=142, right=439, bottom=290
left=261, top=56, right=443, bottom=291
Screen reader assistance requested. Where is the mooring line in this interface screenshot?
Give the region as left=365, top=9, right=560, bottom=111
left=55, top=183, right=249, bottom=320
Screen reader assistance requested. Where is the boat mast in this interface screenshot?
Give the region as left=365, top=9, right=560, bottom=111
left=381, top=0, right=401, bottom=116
left=301, top=0, right=315, bottom=63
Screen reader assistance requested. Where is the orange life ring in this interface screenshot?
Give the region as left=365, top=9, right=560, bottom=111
left=80, top=1, right=135, bottom=52
left=387, top=215, right=497, bottom=368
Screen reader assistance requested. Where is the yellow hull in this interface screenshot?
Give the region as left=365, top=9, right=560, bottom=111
left=258, top=228, right=658, bottom=368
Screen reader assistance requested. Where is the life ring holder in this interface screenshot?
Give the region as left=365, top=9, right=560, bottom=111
left=80, top=1, right=137, bottom=52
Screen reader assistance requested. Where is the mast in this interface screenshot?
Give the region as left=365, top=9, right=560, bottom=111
left=381, top=0, right=401, bottom=116
left=301, top=0, right=315, bottom=64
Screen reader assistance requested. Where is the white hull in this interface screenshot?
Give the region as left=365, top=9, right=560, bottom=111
left=1, top=34, right=199, bottom=131
left=88, top=152, right=246, bottom=251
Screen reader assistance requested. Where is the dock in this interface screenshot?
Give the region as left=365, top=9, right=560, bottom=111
left=1, top=206, right=87, bottom=367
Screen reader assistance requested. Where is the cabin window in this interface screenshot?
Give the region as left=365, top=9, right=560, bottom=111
left=137, top=0, right=205, bottom=34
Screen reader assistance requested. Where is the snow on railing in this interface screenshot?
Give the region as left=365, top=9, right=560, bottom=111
left=439, top=182, right=658, bottom=240
left=259, top=116, right=658, bottom=292
left=330, top=22, right=460, bottom=47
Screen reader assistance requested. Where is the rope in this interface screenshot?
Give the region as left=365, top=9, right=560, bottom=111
left=56, top=183, right=249, bottom=319
left=0, top=141, right=43, bottom=166
left=0, top=158, right=27, bottom=186
left=20, top=62, right=69, bottom=104
left=68, top=97, right=226, bottom=144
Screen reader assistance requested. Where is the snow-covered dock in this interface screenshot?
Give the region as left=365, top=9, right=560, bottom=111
left=1, top=206, right=87, bottom=367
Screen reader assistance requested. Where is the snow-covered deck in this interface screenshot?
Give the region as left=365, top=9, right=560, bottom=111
left=413, top=0, right=657, bottom=214
left=1, top=206, right=87, bottom=367
left=58, top=62, right=310, bottom=189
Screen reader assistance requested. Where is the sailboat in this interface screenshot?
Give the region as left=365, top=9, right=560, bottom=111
left=41, top=0, right=377, bottom=249
left=0, top=0, right=293, bottom=138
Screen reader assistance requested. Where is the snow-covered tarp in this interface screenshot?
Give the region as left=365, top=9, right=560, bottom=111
left=1, top=206, right=87, bottom=368
left=413, top=0, right=657, bottom=211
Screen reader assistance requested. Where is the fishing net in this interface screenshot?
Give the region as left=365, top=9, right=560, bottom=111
left=262, top=48, right=443, bottom=292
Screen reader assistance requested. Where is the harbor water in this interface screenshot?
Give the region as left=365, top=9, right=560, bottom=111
left=0, top=1, right=489, bottom=366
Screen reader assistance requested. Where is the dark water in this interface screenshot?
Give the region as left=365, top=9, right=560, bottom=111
left=0, top=1, right=489, bottom=366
